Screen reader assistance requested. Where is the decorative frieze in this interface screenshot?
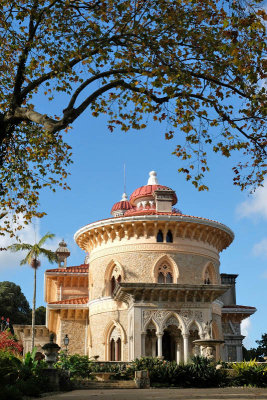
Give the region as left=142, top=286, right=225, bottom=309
left=142, top=309, right=204, bottom=334
left=75, top=216, right=233, bottom=254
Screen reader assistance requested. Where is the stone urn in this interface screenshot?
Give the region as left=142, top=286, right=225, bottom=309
left=42, top=333, right=61, bottom=368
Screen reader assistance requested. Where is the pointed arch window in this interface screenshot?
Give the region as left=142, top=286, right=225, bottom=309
left=111, top=276, right=116, bottom=293
left=157, top=264, right=173, bottom=283
left=204, top=263, right=216, bottom=284
left=166, top=230, right=173, bottom=243
left=109, top=327, right=121, bottom=361
left=157, top=230, right=164, bottom=242
left=166, top=272, right=173, bottom=283
left=158, top=272, right=165, bottom=283
left=109, top=265, right=122, bottom=295
left=110, top=338, right=115, bottom=361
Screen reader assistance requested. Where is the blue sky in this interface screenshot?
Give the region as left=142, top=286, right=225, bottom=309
left=0, top=104, right=266, bottom=349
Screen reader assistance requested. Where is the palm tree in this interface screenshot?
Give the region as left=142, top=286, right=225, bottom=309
left=8, top=232, right=57, bottom=349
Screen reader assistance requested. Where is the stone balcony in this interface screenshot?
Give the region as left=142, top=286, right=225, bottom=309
left=113, top=282, right=231, bottom=305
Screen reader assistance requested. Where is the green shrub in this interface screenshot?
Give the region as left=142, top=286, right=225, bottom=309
left=231, top=360, right=267, bottom=387
left=0, top=384, right=22, bottom=400
left=186, top=356, right=227, bottom=388
left=55, top=352, right=93, bottom=378
left=0, top=350, right=21, bottom=385
left=16, top=378, right=42, bottom=397
left=128, top=356, right=227, bottom=387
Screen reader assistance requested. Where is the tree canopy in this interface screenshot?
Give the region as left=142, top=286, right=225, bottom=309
left=0, top=281, right=31, bottom=324
left=243, top=333, right=267, bottom=361
left=35, top=306, right=46, bottom=325
left=0, top=0, right=266, bottom=234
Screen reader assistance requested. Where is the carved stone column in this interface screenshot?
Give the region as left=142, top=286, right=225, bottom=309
left=175, top=339, right=181, bottom=364
left=157, top=333, right=163, bottom=358
left=183, top=333, right=189, bottom=364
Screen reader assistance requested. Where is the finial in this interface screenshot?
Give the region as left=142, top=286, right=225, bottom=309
left=121, top=192, right=128, bottom=201
left=147, top=171, right=159, bottom=185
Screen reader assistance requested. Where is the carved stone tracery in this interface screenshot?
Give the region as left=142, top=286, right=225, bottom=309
left=163, top=316, right=181, bottom=330
left=110, top=327, right=121, bottom=341
left=142, top=309, right=203, bottom=334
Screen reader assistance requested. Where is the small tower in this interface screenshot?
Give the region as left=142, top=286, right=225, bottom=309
left=55, top=239, right=70, bottom=268
left=111, top=193, right=132, bottom=217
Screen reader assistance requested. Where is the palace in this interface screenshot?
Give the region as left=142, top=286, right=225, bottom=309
left=16, top=171, right=256, bottom=361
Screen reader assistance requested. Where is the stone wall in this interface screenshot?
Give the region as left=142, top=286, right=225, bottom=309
left=88, top=309, right=128, bottom=361
left=89, top=247, right=219, bottom=300
left=13, top=325, right=50, bottom=355
left=59, top=319, right=87, bottom=355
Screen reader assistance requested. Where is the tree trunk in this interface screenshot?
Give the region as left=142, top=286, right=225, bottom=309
left=31, top=267, right=36, bottom=350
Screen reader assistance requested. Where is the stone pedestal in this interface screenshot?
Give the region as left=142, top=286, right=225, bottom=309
left=135, top=370, right=150, bottom=389
left=41, top=368, right=60, bottom=391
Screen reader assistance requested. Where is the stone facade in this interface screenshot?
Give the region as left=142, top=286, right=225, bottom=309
left=40, top=171, right=256, bottom=362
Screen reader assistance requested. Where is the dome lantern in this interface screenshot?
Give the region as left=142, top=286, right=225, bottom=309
left=111, top=193, right=132, bottom=217
left=55, top=239, right=70, bottom=268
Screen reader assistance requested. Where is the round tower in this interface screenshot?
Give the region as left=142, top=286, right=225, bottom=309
left=74, top=171, right=234, bottom=362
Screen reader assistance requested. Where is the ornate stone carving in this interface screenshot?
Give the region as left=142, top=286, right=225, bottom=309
left=163, top=316, right=181, bottom=330
left=143, top=309, right=203, bottom=333
left=153, top=310, right=167, bottom=325
left=143, top=310, right=172, bottom=330
left=147, top=322, right=156, bottom=330
left=143, top=310, right=153, bottom=327
left=180, top=310, right=194, bottom=324
left=111, top=265, right=121, bottom=279
left=194, top=311, right=203, bottom=322
left=203, top=321, right=212, bottom=339
left=110, top=327, right=121, bottom=341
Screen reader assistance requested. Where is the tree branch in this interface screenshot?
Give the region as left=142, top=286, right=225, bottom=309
left=65, top=68, right=141, bottom=111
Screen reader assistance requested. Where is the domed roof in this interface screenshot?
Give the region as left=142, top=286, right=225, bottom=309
left=111, top=193, right=132, bottom=215
left=129, top=171, right=177, bottom=206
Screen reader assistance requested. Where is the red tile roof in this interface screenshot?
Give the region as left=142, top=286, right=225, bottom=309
left=130, top=185, right=177, bottom=206
left=111, top=200, right=132, bottom=213
left=49, top=297, right=88, bottom=305
left=46, top=264, right=88, bottom=273
left=124, top=209, right=183, bottom=217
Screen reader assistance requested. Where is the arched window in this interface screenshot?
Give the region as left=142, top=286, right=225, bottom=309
left=157, top=230, right=164, bottom=242
left=111, top=276, right=116, bottom=293
left=166, top=272, right=173, bottom=283
left=109, top=327, right=121, bottom=361
left=111, top=274, right=121, bottom=294
left=117, top=337, right=121, bottom=361
left=166, top=230, right=173, bottom=243
left=110, top=338, right=115, bottom=361
left=203, top=263, right=217, bottom=285
left=158, top=272, right=165, bottom=283
left=157, top=264, right=173, bottom=283
left=109, top=263, right=122, bottom=295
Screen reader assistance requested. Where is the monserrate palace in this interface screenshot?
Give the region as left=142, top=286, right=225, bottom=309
left=15, top=171, right=256, bottom=361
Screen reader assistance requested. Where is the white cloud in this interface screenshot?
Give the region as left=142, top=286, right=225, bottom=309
left=241, top=318, right=252, bottom=348
left=0, top=217, right=61, bottom=271
left=262, top=270, right=267, bottom=279
left=252, top=238, right=267, bottom=259
left=237, top=179, right=267, bottom=220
